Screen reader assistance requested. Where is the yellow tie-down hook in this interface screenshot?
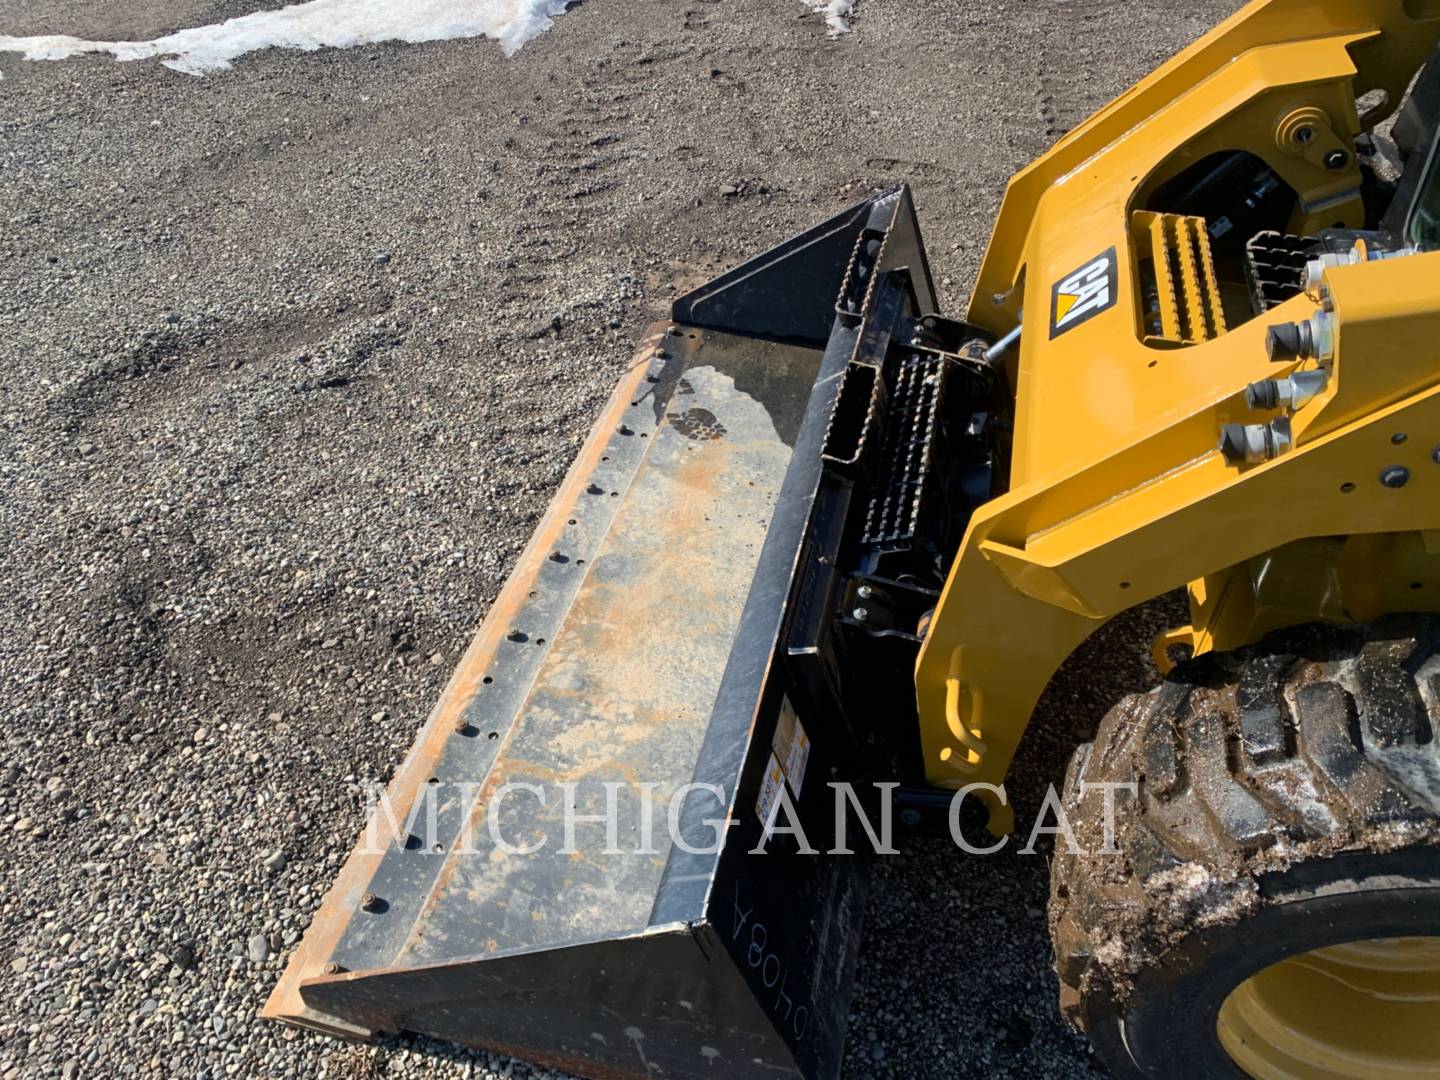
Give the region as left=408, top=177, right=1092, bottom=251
left=939, top=647, right=1015, bottom=836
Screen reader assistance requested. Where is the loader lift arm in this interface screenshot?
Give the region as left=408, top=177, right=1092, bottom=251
left=914, top=0, right=1440, bottom=819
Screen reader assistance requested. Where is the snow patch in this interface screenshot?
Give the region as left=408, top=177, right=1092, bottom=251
left=800, top=0, right=853, bottom=36
left=0, top=0, right=575, bottom=76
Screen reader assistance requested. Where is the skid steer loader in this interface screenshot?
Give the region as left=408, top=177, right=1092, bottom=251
left=265, top=1, right=1440, bottom=1076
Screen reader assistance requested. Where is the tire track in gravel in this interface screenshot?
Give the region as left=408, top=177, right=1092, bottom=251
left=1036, top=0, right=1110, bottom=143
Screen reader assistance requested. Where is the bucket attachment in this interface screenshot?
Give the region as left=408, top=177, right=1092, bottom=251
left=265, top=185, right=1004, bottom=1079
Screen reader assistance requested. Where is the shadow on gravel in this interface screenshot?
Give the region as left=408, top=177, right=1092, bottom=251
left=843, top=592, right=1189, bottom=1079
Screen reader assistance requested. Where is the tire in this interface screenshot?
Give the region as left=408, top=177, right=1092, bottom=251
left=1049, top=615, right=1440, bottom=1080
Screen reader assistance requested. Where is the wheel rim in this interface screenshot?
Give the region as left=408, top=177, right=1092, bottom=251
left=1217, top=935, right=1440, bottom=1078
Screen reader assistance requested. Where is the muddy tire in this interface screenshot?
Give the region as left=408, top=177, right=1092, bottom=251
left=1049, top=616, right=1440, bottom=1079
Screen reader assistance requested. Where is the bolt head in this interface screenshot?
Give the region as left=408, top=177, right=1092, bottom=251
left=1294, top=126, right=1315, bottom=144
left=852, top=607, right=869, bottom=622
left=1218, top=423, right=1249, bottom=466
left=1380, top=466, right=1411, bottom=489
left=1432, top=446, right=1440, bottom=465
left=856, top=585, right=873, bottom=599
left=1324, top=149, right=1349, bottom=170
left=361, top=892, right=380, bottom=912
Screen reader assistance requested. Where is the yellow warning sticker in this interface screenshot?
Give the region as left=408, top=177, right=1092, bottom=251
left=754, top=696, right=812, bottom=824
left=755, top=751, right=787, bottom=825
left=772, top=696, right=811, bottom=797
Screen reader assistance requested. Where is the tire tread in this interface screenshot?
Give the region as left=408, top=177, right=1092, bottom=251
left=1050, top=617, right=1440, bottom=1039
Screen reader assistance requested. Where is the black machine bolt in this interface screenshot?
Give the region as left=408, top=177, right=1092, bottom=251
left=1380, top=466, right=1411, bottom=489
left=1245, top=380, right=1281, bottom=410
left=1219, top=420, right=1291, bottom=466
left=1324, top=149, right=1349, bottom=170
left=1219, top=425, right=1246, bottom=466
left=1266, top=320, right=1315, bottom=361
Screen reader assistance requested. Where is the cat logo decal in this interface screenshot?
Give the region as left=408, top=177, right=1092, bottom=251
left=1050, top=247, right=1118, bottom=338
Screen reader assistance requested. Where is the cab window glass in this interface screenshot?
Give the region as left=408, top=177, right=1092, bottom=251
left=1408, top=145, right=1440, bottom=251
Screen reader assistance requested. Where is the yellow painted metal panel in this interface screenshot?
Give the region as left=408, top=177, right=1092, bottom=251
left=1194, top=217, right=1228, bottom=336
left=915, top=0, right=1440, bottom=812
left=1173, top=215, right=1207, bottom=344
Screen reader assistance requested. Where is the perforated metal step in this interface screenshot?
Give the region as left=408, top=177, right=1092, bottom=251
left=862, top=350, right=945, bottom=551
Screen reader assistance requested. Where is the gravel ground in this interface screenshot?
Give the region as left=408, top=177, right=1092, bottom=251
left=1, top=2, right=1238, bottom=1077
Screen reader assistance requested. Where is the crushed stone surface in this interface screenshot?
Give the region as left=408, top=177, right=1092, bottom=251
left=0, top=1, right=1238, bottom=1076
